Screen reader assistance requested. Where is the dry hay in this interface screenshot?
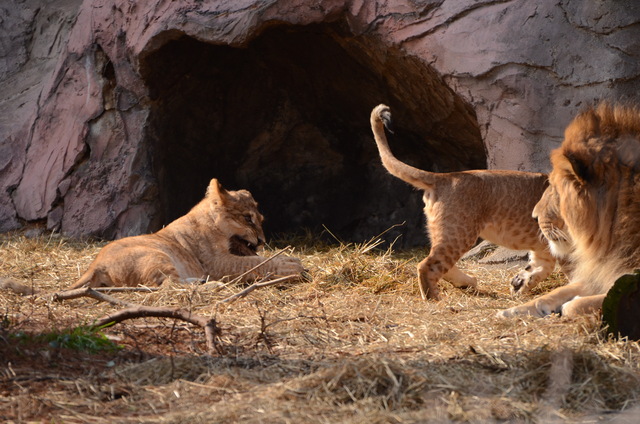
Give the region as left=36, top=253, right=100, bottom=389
left=2, top=230, right=640, bottom=423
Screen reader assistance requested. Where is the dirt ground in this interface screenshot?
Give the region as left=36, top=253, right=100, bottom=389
left=2, top=231, right=640, bottom=423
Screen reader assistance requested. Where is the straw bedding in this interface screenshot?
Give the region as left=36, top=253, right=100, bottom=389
left=2, top=230, right=640, bottom=422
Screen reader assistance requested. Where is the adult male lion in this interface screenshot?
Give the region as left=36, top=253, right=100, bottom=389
left=500, top=103, right=640, bottom=317
left=67, top=179, right=304, bottom=289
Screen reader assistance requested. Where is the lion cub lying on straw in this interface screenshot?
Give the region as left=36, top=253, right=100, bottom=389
left=499, top=103, right=640, bottom=317
left=370, top=104, right=557, bottom=300
left=67, top=179, right=304, bottom=289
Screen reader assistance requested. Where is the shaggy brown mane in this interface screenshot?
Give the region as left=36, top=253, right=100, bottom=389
left=500, top=102, right=640, bottom=317
left=564, top=103, right=640, bottom=147
left=554, top=102, right=640, bottom=275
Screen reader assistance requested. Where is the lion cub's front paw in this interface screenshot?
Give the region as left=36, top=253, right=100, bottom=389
left=510, top=272, right=531, bottom=296
left=274, top=256, right=305, bottom=276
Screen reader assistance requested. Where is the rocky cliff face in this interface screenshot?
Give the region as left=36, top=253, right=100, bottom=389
left=1, top=0, right=638, bottom=246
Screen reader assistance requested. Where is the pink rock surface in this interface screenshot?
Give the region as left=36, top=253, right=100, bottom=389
left=1, top=0, right=638, bottom=242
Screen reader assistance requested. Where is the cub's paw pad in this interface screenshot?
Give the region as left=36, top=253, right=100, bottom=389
left=510, top=273, right=531, bottom=295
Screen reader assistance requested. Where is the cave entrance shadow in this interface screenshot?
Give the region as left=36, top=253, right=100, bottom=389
left=141, top=23, right=486, bottom=248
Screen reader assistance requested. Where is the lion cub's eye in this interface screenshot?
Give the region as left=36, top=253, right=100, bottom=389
left=243, top=214, right=253, bottom=224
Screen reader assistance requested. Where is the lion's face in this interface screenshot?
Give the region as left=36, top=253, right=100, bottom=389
left=533, top=184, right=572, bottom=258
left=207, top=180, right=266, bottom=256
left=221, top=190, right=266, bottom=256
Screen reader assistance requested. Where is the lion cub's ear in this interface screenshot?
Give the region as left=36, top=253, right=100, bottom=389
left=207, top=178, right=230, bottom=205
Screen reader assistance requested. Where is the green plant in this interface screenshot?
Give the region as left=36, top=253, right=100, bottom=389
left=12, top=325, right=121, bottom=353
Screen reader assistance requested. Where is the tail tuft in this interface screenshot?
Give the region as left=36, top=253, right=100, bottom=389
left=373, top=104, right=394, bottom=133
left=370, top=104, right=435, bottom=190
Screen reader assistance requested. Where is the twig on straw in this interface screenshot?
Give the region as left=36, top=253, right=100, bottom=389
left=92, top=287, right=159, bottom=293
left=218, top=274, right=298, bottom=304
left=53, top=287, right=137, bottom=308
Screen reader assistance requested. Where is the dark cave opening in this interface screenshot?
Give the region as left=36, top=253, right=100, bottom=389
left=141, top=23, right=486, bottom=247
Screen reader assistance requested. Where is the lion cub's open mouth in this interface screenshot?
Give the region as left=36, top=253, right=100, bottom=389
left=229, top=235, right=259, bottom=256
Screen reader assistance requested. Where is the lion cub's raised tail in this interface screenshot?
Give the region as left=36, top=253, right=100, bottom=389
left=370, top=104, right=436, bottom=190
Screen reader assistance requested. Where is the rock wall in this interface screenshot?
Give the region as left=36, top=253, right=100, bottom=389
left=1, top=0, right=638, bottom=246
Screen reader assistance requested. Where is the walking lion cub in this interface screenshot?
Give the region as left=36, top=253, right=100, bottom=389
left=370, top=104, right=556, bottom=300
left=67, top=179, right=304, bottom=289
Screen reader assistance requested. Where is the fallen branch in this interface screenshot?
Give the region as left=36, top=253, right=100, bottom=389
left=53, top=269, right=300, bottom=354
left=53, top=287, right=137, bottom=307
left=92, top=287, right=159, bottom=293
left=92, top=305, right=220, bottom=354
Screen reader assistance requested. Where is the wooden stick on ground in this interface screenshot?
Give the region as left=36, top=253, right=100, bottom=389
left=54, top=287, right=220, bottom=353
left=53, top=287, right=137, bottom=307
left=92, top=305, right=220, bottom=353
left=92, top=287, right=160, bottom=293
left=53, top=265, right=300, bottom=353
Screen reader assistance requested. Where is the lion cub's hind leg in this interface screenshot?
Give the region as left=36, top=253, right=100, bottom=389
left=443, top=265, right=478, bottom=289
left=510, top=248, right=556, bottom=295
left=418, top=220, right=480, bottom=300
left=68, top=247, right=192, bottom=289
left=67, top=266, right=114, bottom=290
left=69, top=259, right=183, bottom=289
left=418, top=245, right=478, bottom=301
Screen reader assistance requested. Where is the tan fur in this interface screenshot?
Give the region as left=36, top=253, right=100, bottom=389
left=532, top=185, right=572, bottom=259
left=500, top=103, right=640, bottom=317
left=67, top=179, right=304, bottom=289
left=370, top=104, right=556, bottom=300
